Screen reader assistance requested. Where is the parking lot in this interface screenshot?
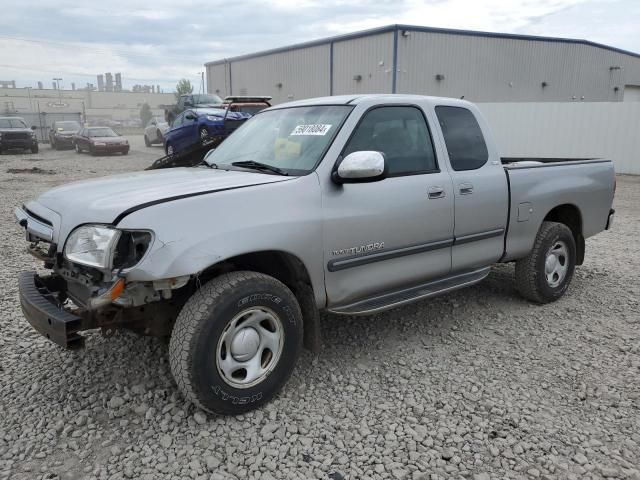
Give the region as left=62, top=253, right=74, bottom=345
left=0, top=139, right=638, bottom=480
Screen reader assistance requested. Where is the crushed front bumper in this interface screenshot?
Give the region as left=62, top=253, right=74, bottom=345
left=18, top=271, right=84, bottom=348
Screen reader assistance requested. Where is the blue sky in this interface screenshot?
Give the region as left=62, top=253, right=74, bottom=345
left=0, top=0, right=638, bottom=92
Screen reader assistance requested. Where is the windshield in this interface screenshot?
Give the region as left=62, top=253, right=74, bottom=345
left=192, top=94, right=222, bottom=105
left=56, top=121, right=81, bottom=131
left=0, top=118, right=27, bottom=128
left=88, top=127, right=118, bottom=137
left=205, top=105, right=352, bottom=175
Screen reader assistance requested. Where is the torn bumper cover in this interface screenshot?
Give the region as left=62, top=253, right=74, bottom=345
left=18, top=271, right=85, bottom=349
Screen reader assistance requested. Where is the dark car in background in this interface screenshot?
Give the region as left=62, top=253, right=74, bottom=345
left=163, top=93, right=224, bottom=124
left=162, top=108, right=251, bottom=155
left=72, top=126, right=129, bottom=156
left=0, top=117, right=38, bottom=154
left=49, top=120, right=82, bottom=150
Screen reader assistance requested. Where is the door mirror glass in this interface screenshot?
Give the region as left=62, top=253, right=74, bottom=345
left=185, top=113, right=195, bottom=120
left=31, top=125, right=37, bottom=130
left=333, top=151, right=386, bottom=184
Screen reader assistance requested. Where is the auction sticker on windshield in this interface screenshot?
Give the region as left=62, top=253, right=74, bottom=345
left=290, top=124, right=332, bottom=136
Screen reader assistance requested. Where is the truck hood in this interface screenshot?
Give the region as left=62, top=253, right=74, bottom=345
left=32, top=167, right=292, bottom=227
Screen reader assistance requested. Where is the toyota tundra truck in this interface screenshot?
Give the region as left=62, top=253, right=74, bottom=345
left=15, top=95, right=616, bottom=415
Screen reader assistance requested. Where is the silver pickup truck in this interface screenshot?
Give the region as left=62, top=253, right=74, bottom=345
left=15, top=95, right=615, bottom=415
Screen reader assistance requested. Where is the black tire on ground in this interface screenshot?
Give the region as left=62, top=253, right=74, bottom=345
left=144, top=135, right=151, bottom=147
left=122, top=148, right=129, bottom=155
left=74, top=143, right=82, bottom=154
left=31, top=145, right=38, bottom=154
left=515, top=221, right=576, bottom=304
left=169, top=271, right=303, bottom=415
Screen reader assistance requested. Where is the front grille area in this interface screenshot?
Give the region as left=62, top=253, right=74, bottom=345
left=4, top=132, right=31, bottom=140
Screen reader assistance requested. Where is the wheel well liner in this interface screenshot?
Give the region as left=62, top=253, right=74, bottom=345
left=197, top=250, right=321, bottom=352
left=543, top=204, right=585, bottom=265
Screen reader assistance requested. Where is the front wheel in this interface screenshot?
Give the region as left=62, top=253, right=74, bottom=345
left=515, top=221, right=576, bottom=303
left=169, top=271, right=303, bottom=415
left=199, top=127, right=209, bottom=143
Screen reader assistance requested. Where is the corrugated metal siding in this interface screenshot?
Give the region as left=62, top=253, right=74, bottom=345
left=207, top=63, right=231, bottom=98
left=477, top=102, right=640, bottom=174
left=397, top=31, right=640, bottom=102
left=332, top=32, right=394, bottom=95
left=228, top=44, right=330, bottom=104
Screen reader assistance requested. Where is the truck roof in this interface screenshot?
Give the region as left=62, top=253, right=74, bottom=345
left=265, top=94, right=474, bottom=110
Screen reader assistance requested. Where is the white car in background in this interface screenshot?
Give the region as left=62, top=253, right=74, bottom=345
left=143, top=116, right=169, bottom=146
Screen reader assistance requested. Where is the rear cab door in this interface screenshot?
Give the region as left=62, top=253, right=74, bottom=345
left=432, top=101, right=509, bottom=272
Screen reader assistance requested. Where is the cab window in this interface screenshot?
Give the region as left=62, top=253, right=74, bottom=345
left=343, top=106, right=438, bottom=176
left=435, top=106, right=488, bottom=171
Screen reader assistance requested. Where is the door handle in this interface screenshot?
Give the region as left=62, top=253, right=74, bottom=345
left=459, top=183, right=474, bottom=195
left=428, top=186, right=446, bottom=199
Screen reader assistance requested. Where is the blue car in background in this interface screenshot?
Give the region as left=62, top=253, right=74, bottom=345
left=163, top=107, right=252, bottom=155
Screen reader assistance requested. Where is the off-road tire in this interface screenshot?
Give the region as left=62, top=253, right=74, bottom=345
left=144, top=135, right=151, bottom=147
left=515, top=221, right=576, bottom=304
left=169, top=271, right=303, bottom=415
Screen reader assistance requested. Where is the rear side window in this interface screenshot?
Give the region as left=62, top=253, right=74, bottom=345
left=435, top=106, right=488, bottom=171
left=343, top=106, right=438, bottom=176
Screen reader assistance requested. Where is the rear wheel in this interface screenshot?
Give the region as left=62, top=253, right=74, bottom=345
left=144, top=134, right=151, bottom=147
left=74, top=143, right=82, bottom=154
left=515, top=221, right=576, bottom=303
left=169, top=271, right=303, bottom=415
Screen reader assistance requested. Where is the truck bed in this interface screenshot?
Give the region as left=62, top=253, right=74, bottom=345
left=501, top=157, right=615, bottom=262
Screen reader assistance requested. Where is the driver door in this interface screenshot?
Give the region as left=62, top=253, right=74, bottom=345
left=322, top=105, right=454, bottom=306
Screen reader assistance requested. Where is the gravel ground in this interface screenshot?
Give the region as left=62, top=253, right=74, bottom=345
left=0, top=140, right=638, bottom=480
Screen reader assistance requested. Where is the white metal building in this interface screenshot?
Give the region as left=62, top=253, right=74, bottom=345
left=206, top=24, right=640, bottom=104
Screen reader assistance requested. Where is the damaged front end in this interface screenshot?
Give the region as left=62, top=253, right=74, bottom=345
left=16, top=207, right=191, bottom=348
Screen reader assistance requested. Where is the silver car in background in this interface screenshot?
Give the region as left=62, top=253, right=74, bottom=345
left=143, top=116, right=169, bottom=146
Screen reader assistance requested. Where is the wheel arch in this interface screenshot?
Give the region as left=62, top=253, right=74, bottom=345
left=543, top=203, right=584, bottom=265
left=196, top=250, right=322, bottom=353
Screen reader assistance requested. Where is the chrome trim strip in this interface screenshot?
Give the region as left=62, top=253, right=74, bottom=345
left=454, top=228, right=505, bottom=246
left=327, top=238, right=454, bottom=272
left=15, top=207, right=54, bottom=242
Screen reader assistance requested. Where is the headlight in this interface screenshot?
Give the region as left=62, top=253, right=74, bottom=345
left=206, top=115, right=222, bottom=122
left=64, top=225, right=121, bottom=269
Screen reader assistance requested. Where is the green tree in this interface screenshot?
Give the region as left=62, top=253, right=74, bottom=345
left=175, top=79, right=193, bottom=99
left=139, top=102, right=152, bottom=127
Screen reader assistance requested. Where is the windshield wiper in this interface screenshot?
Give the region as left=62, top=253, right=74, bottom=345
left=231, top=160, right=288, bottom=176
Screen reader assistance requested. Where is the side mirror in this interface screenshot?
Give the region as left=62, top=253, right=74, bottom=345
left=184, top=102, right=193, bottom=107
left=31, top=125, right=37, bottom=130
left=332, top=151, right=386, bottom=184
left=185, top=113, right=196, bottom=120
